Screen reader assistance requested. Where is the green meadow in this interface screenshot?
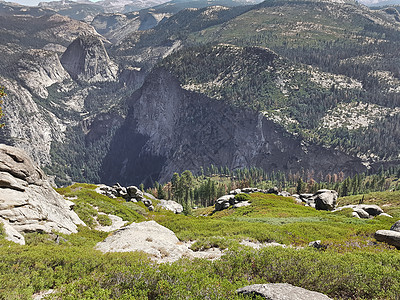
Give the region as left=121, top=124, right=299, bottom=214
left=1, top=184, right=400, bottom=299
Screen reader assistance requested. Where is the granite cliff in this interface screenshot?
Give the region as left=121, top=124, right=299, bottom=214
left=101, top=68, right=367, bottom=185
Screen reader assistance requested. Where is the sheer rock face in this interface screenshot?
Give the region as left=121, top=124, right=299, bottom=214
left=101, top=68, right=367, bottom=186
left=0, top=75, right=68, bottom=167
left=17, top=49, right=71, bottom=99
left=61, top=35, right=118, bottom=83
left=0, top=144, right=85, bottom=245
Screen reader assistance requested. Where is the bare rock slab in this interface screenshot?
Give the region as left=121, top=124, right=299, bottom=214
left=95, top=221, right=192, bottom=263
left=237, top=283, right=332, bottom=300
left=0, top=144, right=85, bottom=244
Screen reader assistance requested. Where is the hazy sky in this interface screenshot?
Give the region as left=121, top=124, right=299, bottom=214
left=4, top=0, right=99, bottom=6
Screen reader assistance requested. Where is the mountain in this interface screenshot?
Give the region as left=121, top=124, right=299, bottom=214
left=38, top=0, right=105, bottom=22
left=38, top=0, right=170, bottom=16
left=359, top=0, right=400, bottom=6
left=0, top=0, right=400, bottom=186
left=101, top=60, right=366, bottom=186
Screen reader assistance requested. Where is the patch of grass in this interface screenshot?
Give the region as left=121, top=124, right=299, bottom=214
left=190, top=236, right=239, bottom=251
left=97, top=214, right=112, bottom=227
left=154, top=193, right=395, bottom=247
left=0, top=222, right=4, bottom=239
left=57, top=183, right=145, bottom=228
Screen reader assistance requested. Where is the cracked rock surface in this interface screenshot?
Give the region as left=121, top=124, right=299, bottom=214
left=0, top=144, right=85, bottom=245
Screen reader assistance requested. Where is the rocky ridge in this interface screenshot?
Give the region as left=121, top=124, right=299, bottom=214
left=0, top=144, right=85, bottom=245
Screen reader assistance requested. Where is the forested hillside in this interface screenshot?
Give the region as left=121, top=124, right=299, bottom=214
left=1, top=0, right=400, bottom=186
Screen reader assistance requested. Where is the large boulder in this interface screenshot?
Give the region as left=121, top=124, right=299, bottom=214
left=390, top=220, right=400, bottom=232
left=95, top=221, right=192, bottom=262
left=127, top=185, right=144, bottom=200
left=314, top=189, right=338, bottom=211
left=357, top=204, right=383, bottom=216
left=215, top=195, right=234, bottom=211
left=0, top=144, right=85, bottom=245
left=375, top=230, right=400, bottom=249
left=157, top=200, right=183, bottom=214
left=237, top=283, right=332, bottom=300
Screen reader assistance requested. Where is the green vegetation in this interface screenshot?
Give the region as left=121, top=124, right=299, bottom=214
left=0, top=86, right=5, bottom=128
left=2, top=183, right=400, bottom=299
left=56, top=183, right=144, bottom=228
left=150, top=166, right=400, bottom=211
left=234, top=193, right=251, bottom=202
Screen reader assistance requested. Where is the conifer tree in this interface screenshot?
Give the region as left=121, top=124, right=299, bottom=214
left=0, top=87, right=5, bottom=128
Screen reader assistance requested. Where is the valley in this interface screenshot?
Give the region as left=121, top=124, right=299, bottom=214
left=1, top=0, right=400, bottom=298
left=2, top=0, right=400, bottom=186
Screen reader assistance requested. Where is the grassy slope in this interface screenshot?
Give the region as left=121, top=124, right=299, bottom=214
left=1, top=184, right=400, bottom=299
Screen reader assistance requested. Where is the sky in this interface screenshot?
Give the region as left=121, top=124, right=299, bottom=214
left=3, top=0, right=99, bottom=6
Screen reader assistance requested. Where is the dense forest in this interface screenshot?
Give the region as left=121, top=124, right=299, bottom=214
left=146, top=164, right=400, bottom=212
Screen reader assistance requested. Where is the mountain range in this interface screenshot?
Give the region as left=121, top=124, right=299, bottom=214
left=0, top=0, right=400, bottom=186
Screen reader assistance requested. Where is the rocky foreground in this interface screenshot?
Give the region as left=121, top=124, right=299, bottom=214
left=0, top=144, right=85, bottom=245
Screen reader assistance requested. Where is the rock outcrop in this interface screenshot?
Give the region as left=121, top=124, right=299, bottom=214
left=390, top=220, right=400, bottom=232
left=96, top=183, right=156, bottom=211
left=95, top=221, right=188, bottom=262
left=293, top=190, right=337, bottom=211
left=0, top=144, right=85, bottom=245
left=375, top=219, right=400, bottom=249
left=96, top=220, right=221, bottom=262
left=375, top=230, right=400, bottom=249
left=237, top=283, right=332, bottom=300
left=335, top=204, right=388, bottom=219
left=214, top=187, right=289, bottom=211
left=314, top=189, right=338, bottom=211
left=61, top=35, right=118, bottom=83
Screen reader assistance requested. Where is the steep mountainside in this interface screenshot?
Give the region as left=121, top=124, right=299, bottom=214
left=101, top=67, right=366, bottom=186
left=1, top=0, right=400, bottom=186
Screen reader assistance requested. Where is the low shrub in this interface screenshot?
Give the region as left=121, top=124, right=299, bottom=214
left=234, top=193, right=251, bottom=202
left=97, top=214, right=112, bottom=227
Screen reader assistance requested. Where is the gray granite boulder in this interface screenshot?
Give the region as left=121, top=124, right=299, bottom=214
left=358, top=204, right=383, bottom=216
left=314, top=189, right=338, bottom=211
left=157, top=200, right=183, bottom=214
left=390, top=220, right=400, bottom=232
left=233, top=201, right=251, bottom=209
left=375, top=230, right=400, bottom=249
left=237, top=283, right=332, bottom=300
left=215, top=195, right=234, bottom=211
left=95, top=221, right=192, bottom=262
left=127, top=185, right=144, bottom=200
left=335, top=204, right=387, bottom=219
left=0, top=144, right=85, bottom=244
left=353, top=208, right=370, bottom=219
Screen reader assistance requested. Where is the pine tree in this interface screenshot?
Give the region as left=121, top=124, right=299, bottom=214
left=0, top=87, right=5, bottom=128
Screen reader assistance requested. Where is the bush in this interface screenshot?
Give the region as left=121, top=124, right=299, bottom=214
left=234, top=193, right=251, bottom=202
left=97, top=214, right=112, bottom=227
